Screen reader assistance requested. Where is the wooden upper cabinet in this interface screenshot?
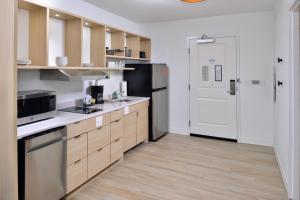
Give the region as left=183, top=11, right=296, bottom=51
left=83, top=20, right=106, bottom=68
left=106, top=27, right=126, bottom=57
left=17, top=1, right=151, bottom=70
left=125, top=33, right=140, bottom=58
left=123, top=112, right=137, bottom=152
left=140, top=37, right=151, bottom=60
left=18, top=1, right=48, bottom=66
left=48, top=9, right=82, bottom=67
left=137, top=107, right=149, bottom=144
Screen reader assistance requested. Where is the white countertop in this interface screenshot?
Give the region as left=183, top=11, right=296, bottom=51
left=17, top=97, right=150, bottom=139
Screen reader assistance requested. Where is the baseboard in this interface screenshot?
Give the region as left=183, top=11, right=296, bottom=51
left=238, top=136, right=273, bottom=147
left=274, top=144, right=289, bottom=195
left=168, top=128, right=189, bottom=135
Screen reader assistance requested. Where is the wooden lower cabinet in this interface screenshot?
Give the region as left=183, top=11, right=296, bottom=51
left=67, top=133, right=87, bottom=166
left=66, top=120, right=90, bottom=139
left=111, top=138, right=123, bottom=164
left=66, top=157, right=88, bottom=193
left=137, top=108, right=149, bottom=144
left=65, top=101, right=149, bottom=194
left=88, top=144, right=110, bottom=179
left=111, top=118, right=123, bottom=142
left=88, top=125, right=110, bottom=154
left=123, top=112, right=137, bottom=152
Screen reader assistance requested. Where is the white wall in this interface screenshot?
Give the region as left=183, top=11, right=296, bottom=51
left=274, top=0, right=297, bottom=198
left=18, top=0, right=147, bottom=105
left=143, top=12, right=275, bottom=146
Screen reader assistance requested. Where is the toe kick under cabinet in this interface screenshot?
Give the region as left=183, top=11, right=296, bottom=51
left=65, top=100, right=149, bottom=194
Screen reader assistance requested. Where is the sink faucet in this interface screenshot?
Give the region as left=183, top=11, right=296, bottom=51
left=112, top=90, right=120, bottom=100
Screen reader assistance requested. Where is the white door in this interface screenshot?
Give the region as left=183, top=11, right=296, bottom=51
left=189, top=37, right=237, bottom=140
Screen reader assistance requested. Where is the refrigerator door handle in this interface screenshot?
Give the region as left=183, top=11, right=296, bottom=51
left=152, top=87, right=167, bottom=92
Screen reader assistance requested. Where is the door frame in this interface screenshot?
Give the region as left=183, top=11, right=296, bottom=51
left=289, top=1, right=300, bottom=199
left=187, top=35, right=241, bottom=141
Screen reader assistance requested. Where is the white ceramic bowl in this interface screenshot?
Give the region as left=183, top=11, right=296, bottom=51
left=17, top=59, right=32, bottom=65
left=83, top=63, right=95, bottom=67
left=56, top=57, right=68, bottom=66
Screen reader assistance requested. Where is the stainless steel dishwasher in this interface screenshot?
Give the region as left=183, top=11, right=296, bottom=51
left=19, top=127, right=67, bottom=200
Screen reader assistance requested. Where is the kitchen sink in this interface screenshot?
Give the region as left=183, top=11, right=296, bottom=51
left=106, top=99, right=132, bottom=103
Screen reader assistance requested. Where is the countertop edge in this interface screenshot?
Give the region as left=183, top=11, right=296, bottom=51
left=17, top=97, right=150, bottom=140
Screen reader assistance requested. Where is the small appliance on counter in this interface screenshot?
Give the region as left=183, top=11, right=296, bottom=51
left=91, top=80, right=104, bottom=104
left=17, top=90, right=56, bottom=126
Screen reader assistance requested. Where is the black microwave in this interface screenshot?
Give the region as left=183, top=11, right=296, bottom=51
left=18, top=90, right=56, bottom=126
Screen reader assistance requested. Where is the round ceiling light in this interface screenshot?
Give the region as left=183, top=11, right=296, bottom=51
left=181, top=0, right=205, bottom=3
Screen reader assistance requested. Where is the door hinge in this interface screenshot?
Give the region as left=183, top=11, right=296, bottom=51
left=189, top=120, right=191, bottom=127
left=188, top=84, right=191, bottom=91
left=188, top=48, right=190, bottom=54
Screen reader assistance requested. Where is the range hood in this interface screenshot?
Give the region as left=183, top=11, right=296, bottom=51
left=40, top=69, right=110, bottom=81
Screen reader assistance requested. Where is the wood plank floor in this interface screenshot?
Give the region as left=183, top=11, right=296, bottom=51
left=65, top=134, right=288, bottom=200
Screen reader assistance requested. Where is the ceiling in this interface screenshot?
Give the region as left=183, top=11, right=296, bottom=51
left=82, top=0, right=275, bottom=23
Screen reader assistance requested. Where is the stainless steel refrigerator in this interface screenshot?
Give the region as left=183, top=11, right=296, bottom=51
left=124, top=63, right=169, bottom=141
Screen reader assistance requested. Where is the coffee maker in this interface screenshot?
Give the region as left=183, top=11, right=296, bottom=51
left=91, top=85, right=104, bottom=104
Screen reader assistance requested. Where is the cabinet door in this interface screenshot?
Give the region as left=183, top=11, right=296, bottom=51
left=66, top=157, right=87, bottom=193
left=111, top=118, right=123, bottom=142
left=137, top=108, right=149, bottom=144
left=67, top=133, right=87, bottom=166
left=87, top=144, right=110, bottom=179
left=88, top=124, right=110, bottom=154
left=123, top=112, right=137, bottom=152
left=111, top=138, right=123, bottom=164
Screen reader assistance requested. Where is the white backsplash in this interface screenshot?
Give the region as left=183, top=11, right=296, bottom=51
left=18, top=70, right=123, bottom=106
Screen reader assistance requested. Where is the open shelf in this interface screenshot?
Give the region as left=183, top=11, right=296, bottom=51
left=82, top=20, right=106, bottom=68
left=17, top=65, right=134, bottom=71
left=18, top=1, right=48, bottom=66
left=106, top=27, right=125, bottom=57
left=140, top=37, right=151, bottom=60
left=106, top=55, right=150, bottom=61
left=49, top=9, right=82, bottom=67
left=125, top=33, right=140, bottom=58
left=17, top=1, right=151, bottom=72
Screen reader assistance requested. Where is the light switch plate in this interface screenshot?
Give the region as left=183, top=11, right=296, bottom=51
left=96, top=116, right=103, bottom=128
left=124, top=107, right=130, bottom=115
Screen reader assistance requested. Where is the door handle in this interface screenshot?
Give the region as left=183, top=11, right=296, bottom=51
left=228, top=80, right=236, bottom=96
left=226, top=90, right=234, bottom=94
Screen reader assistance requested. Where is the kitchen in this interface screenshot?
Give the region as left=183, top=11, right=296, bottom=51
left=0, top=0, right=297, bottom=200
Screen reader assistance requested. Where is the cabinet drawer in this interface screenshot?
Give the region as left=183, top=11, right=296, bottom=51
left=129, top=101, right=149, bottom=113
left=66, top=157, right=87, bottom=193
left=137, top=108, right=149, bottom=144
left=88, top=144, right=110, bottom=179
left=88, top=124, right=110, bottom=154
left=111, top=118, right=123, bottom=142
left=111, top=109, right=123, bottom=122
left=66, top=119, right=90, bottom=139
left=67, top=133, right=87, bottom=166
left=111, top=138, right=123, bottom=164
left=123, top=112, right=137, bottom=152
left=89, top=113, right=111, bottom=127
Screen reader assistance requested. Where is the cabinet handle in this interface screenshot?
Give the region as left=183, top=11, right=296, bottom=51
left=74, top=135, right=81, bottom=139
left=113, top=119, right=121, bottom=123
left=97, top=148, right=103, bottom=152
left=74, top=121, right=81, bottom=125
left=74, top=159, right=81, bottom=164
left=114, top=138, right=120, bottom=142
